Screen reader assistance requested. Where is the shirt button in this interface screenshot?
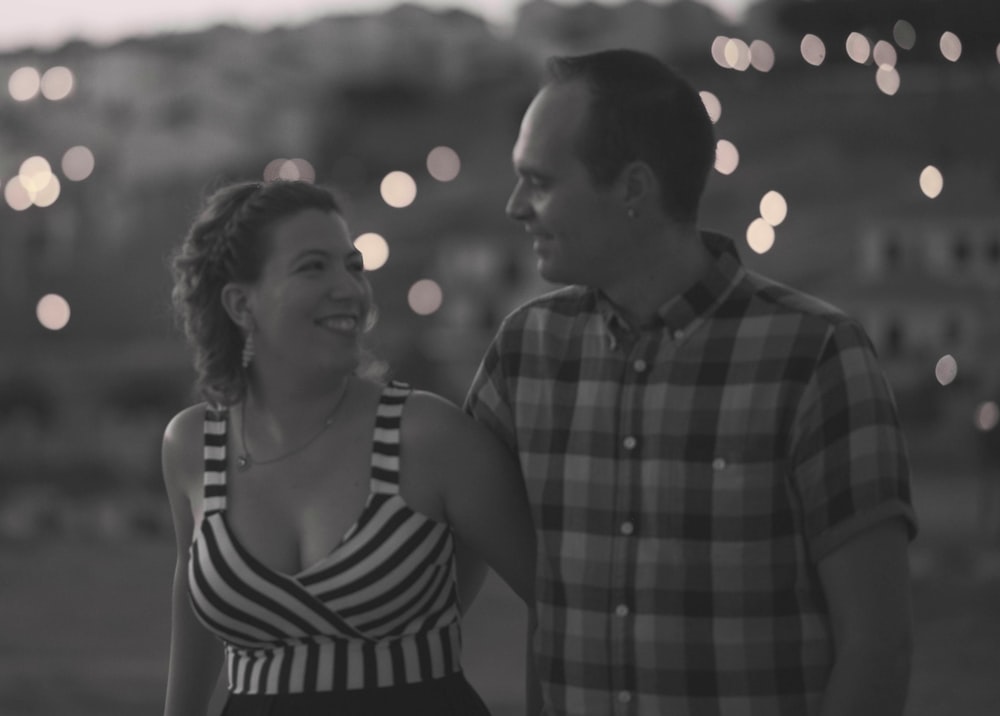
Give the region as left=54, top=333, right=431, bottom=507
left=623, top=436, right=638, bottom=451
left=633, top=358, right=647, bottom=373
left=712, top=457, right=727, bottom=471
left=620, top=521, right=635, bottom=536
left=617, top=690, right=632, bottom=704
left=615, top=603, right=630, bottom=617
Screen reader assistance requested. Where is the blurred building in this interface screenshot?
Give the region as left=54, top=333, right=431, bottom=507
left=1, top=0, right=999, bottom=524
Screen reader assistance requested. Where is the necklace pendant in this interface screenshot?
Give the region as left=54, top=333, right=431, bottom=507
left=236, top=455, right=250, bottom=471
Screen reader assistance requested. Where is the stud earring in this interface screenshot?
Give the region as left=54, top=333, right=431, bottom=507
left=241, top=332, right=255, bottom=369
left=627, top=207, right=637, bottom=220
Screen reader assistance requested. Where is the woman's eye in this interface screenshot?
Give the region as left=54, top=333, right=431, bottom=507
left=299, top=260, right=325, bottom=272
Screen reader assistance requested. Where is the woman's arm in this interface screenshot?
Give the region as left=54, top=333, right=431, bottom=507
left=161, top=407, right=226, bottom=716
left=401, top=391, right=536, bottom=605
left=452, top=536, right=489, bottom=613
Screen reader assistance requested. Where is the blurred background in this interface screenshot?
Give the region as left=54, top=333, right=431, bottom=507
left=1, top=0, right=998, bottom=714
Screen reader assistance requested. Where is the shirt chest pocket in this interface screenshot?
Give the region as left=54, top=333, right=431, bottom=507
left=650, top=437, right=797, bottom=543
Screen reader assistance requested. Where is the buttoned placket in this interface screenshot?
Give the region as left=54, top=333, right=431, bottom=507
left=609, top=335, right=651, bottom=716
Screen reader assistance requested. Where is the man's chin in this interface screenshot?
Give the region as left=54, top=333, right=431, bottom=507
left=537, top=262, right=572, bottom=285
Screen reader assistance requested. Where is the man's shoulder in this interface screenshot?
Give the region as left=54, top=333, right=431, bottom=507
left=500, top=284, right=592, bottom=327
left=739, top=269, right=857, bottom=330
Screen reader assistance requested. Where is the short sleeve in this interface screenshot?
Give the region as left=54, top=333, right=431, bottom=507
left=463, top=327, right=518, bottom=456
left=791, top=319, right=918, bottom=561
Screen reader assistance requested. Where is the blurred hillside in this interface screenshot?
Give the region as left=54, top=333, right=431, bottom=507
left=1, top=0, right=999, bottom=513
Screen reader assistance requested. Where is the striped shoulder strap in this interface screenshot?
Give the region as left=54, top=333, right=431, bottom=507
left=370, top=380, right=411, bottom=495
left=202, top=404, right=229, bottom=513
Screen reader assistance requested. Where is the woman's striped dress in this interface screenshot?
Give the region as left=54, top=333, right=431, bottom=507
left=187, top=381, right=468, bottom=697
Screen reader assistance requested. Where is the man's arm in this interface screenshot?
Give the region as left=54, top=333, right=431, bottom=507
left=816, top=518, right=913, bottom=716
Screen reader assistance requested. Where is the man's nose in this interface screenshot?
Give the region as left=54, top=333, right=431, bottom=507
left=506, top=183, right=531, bottom=222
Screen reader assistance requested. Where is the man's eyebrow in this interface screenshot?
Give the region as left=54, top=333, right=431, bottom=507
left=513, top=161, right=546, bottom=178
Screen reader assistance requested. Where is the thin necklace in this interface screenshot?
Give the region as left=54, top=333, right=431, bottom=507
left=236, top=381, right=349, bottom=472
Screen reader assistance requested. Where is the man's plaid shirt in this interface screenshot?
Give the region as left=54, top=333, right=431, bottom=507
left=465, top=233, right=917, bottom=716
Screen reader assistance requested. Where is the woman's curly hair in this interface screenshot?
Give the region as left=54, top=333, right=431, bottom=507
left=170, top=180, right=342, bottom=406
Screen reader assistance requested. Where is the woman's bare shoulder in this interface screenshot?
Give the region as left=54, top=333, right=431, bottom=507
left=162, top=402, right=214, bottom=491
left=401, top=389, right=508, bottom=461
left=402, top=389, right=466, bottom=431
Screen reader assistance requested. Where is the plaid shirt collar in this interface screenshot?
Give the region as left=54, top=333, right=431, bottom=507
left=594, top=231, right=746, bottom=336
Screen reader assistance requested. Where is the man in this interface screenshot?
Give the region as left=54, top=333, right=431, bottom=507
left=465, top=49, right=917, bottom=716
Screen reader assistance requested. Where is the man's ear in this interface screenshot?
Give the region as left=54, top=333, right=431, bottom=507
left=221, top=282, right=253, bottom=331
left=617, top=160, right=657, bottom=211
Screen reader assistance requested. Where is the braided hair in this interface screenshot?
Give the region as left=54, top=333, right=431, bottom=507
left=170, top=180, right=341, bottom=405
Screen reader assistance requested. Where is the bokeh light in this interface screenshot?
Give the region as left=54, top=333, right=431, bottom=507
left=261, top=157, right=315, bottom=183
left=32, top=175, right=61, bottom=207
left=940, top=32, right=962, bottom=62
left=749, top=40, right=775, bottom=72
left=19, top=156, right=53, bottom=193
left=876, top=66, right=901, bottom=95
left=920, top=165, right=943, bottom=198
left=8, top=156, right=63, bottom=207
left=380, top=171, right=417, bottom=208
left=263, top=158, right=285, bottom=181
left=724, top=38, right=751, bottom=71
left=711, top=36, right=730, bottom=68
left=408, top=279, right=443, bottom=316
left=37, top=294, right=71, bottom=331
left=934, top=354, right=958, bottom=386
left=354, top=232, right=389, bottom=271
left=759, top=190, right=788, bottom=226
left=846, top=32, right=871, bottom=64
left=800, top=34, right=826, bottom=66
left=974, top=401, right=1000, bottom=432
left=747, top=218, right=775, bottom=254
left=62, top=146, right=95, bottom=181
left=4, top=177, right=33, bottom=211
left=714, top=139, right=739, bottom=175
left=287, top=158, right=315, bottom=182
left=40, top=66, right=74, bottom=100
left=426, top=146, right=461, bottom=182
left=893, top=20, right=916, bottom=51
left=699, top=90, right=721, bottom=124
left=8, top=66, right=41, bottom=101
left=873, top=40, right=898, bottom=69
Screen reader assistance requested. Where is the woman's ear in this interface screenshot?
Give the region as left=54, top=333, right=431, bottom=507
left=221, top=282, right=253, bottom=331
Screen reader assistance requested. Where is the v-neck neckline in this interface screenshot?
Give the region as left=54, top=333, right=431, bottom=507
left=212, top=384, right=391, bottom=580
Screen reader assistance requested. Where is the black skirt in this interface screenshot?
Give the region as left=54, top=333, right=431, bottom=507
left=219, top=672, right=492, bottom=716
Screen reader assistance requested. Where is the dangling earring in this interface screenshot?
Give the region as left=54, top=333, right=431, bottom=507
left=363, top=305, right=378, bottom=333
left=241, top=332, right=255, bottom=369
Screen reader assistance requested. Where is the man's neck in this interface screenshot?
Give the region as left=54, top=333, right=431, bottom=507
left=601, top=226, right=713, bottom=329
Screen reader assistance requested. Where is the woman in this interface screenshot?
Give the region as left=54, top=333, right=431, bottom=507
left=162, top=179, right=535, bottom=715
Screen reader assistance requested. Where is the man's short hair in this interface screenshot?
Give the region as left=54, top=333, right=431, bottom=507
left=545, top=49, right=716, bottom=225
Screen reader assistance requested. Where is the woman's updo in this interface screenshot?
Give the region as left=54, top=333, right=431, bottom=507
left=170, top=180, right=340, bottom=405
